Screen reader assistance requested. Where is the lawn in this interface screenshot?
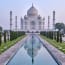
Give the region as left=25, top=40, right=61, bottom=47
left=0, top=35, right=26, bottom=54
left=40, top=35, right=65, bottom=54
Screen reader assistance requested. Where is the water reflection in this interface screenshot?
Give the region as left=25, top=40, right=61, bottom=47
left=24, top=34, right=41, bottom=64
left=6, top=34, right=59, bottom=65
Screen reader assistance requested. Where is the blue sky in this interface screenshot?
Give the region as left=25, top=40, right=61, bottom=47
left=0, top=0, right=65, bottom=29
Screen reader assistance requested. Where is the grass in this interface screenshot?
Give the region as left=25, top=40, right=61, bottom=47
left=0, top=35, right=26, bottom=54
left=40, top=35, right=65, bottom=54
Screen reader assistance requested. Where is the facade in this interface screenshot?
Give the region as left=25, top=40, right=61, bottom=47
left=21, top=4, right=44, bottom=32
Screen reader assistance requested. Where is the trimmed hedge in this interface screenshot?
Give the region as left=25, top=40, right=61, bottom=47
left=40, top=31, right=62, bottom=43
left=10, top=31, right=25, bottom=41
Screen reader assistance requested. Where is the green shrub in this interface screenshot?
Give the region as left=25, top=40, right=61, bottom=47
left=10, top=31, right=25, bottom=41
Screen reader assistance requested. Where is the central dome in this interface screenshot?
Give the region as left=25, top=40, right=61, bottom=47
left=27, top=4, right=38, bottom=16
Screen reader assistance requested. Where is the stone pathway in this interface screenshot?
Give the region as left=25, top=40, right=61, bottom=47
left=0, top=36, right=28, bottom=65
left=38, top=35, right=65, bottom=65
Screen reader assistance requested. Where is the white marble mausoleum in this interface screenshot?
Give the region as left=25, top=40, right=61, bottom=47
left=21, top=4, right=44, bottom=32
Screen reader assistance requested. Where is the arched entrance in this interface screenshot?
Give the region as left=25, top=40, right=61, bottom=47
left=30, top=21, right=36, bottom=30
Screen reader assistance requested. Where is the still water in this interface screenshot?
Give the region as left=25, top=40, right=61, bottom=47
left=6, top=34, right=58, bottom=65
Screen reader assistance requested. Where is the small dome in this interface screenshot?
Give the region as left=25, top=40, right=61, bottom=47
left=38, top=15, right=41, bottom=19
left=43, top=17, right=45, bottom=20
left=27, top=48, right=38, bottom=57
left=24, top=15, right=28, bottom=19
left=27, top=4, right=38, bottom=16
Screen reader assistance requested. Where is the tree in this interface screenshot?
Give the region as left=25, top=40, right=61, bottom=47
left=59, top=33, right=62, bottom=43
left=0, top=26, right=2, bottom=32
left=56, top=31, right=60, bottom=42
left=55, top=23, right=65, bottom=32
left=0, top=26, right=2, bottom=46
left=4, top=31, right=6, bottom=43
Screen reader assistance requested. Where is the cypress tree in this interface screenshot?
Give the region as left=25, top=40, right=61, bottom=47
left=56, top=31, right=60, bottom=42
left=4, top=31, right=6, bottom=43
left=59, top=33, right=62, bottom=43
left=54, top=31, right=56, bottom=40
left=49, top=31, right=52, bottom=39
left=51, top=31, right=54, bottom=39
left=7, top=33, right=9, bottom=41
left=10, top=31, right=13, bottom=41
left=0, top=32, right=2, bottom=46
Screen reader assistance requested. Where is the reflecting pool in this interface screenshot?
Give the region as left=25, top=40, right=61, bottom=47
left=6, top=34, right=59, bottom=65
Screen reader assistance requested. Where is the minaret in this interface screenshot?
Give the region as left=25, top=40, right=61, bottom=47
left=43, top=17, right=45, bottom=30
left=53, top=11, right=55, bottom=29
left=10, top=11, right=12, bottom=31
left=15, top=16, right=17, bottom=31
left=25, top=21, right=27, bottom=30
left=48, top=16, right=50, bottom=30
left=21, top=17, right=23, bottom=30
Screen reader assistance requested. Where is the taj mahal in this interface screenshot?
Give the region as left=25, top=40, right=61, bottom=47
left=10, top=4, right=55, bottom=33
left=20, top=4, right=45, bottom=32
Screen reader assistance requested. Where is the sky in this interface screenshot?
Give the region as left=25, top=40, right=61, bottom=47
left=0, top=0, right=65, bottom=30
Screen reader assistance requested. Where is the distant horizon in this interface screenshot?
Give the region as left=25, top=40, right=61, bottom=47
left=0, top=0, right=65, bottom=30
